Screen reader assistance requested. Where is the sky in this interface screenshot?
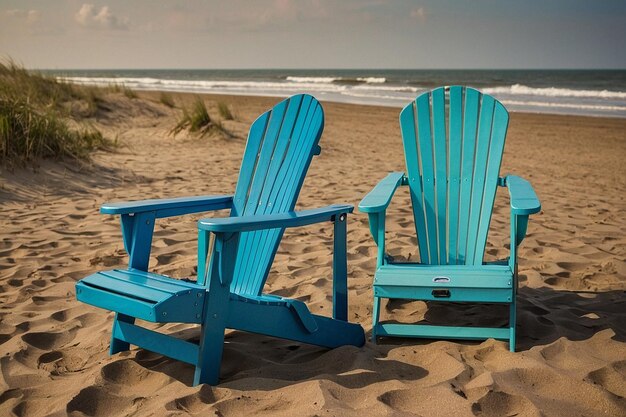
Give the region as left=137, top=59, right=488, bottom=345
left=0, top=0, right=625, bottom=69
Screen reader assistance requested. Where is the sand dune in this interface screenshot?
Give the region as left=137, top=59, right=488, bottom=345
left=1, top=93, right=625, bottom=416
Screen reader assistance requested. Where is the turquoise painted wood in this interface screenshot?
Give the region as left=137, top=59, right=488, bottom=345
left=75, top=94, right=365, bottom=386
left=359, top=86, right=541, bottom=351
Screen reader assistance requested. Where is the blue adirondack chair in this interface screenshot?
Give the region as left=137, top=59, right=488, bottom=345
left=359, top=86, right=541, bottom=351
left=75, top=94, right=365, bottom=385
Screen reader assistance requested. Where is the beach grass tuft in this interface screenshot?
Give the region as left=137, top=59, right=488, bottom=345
left=123, top=86, right=138, bottom=99
left=171, top=98, right=232, bottom=138
left=0, top=60, right=114, bottom=165
left=159, top=92, right=176, bottom=108
left=217, top=101, right=234, bottom=120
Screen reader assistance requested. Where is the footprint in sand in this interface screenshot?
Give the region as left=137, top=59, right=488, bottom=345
left=66, top=386, right=140, bottom=417
left=586, top=360, right=626, bottom=398
left=472, top=390, right=541, bottom=417
left=167, top=386, right=229, bottom=414
left=21, top=330, right=76, bottom=350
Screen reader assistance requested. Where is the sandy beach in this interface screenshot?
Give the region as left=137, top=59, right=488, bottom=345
left=0, top=92, right=625, bottom=417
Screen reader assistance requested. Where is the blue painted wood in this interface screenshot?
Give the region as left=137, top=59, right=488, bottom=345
left=110, top=313, right=134, bottom=355
left=432, top=88, right=448, bottom=265
left=399, top=103, right=429, bottom=263
left=76, top=281, right=157, bottom=320
left=465, top=94, right=496, bottom=264
left=358, top=172, right=405, bottom=213
left=113, top=319, right=199, bottom=365
left=226, top=300, right=365, bottom=348
left=509, top=296, right=517, bottom=351
left=120, top=214, right=133, bottom=255
left=374, top=264, right=513, bottom=288
left=376, top=324, right=511, bottom=341
left=76, top=270, right=205, bottom=323
left=416, top=93, right=437, bottom=264
left=197, top=230, right=209, bottom=286
left=102, top=195, right=233, bottom=216
left=473, top=102, right=509, bottom=264
left=128, top=211, right=155, bottom=271
left=194, top=231, right=239, bottom=385
left=75, top=94, right=365, bottom=386
left=506, top=175, right=541, bottom=215
left=230, top=95, right=324, bottom=296
left=374, top=286, right=512, bottom=303
left=245, top=101, right=324, bottom=294
left=362, top=87, right=541, bottom=349
left=371, top=296, right=381, bottom=342
left=457, top=88, right=480, bottom=265
left=198, top=204, right=353, bottom=233
left=230, top=293, right=318, bottom=332
left=447, top=86, right=463, bottom=264
left=332, top=213, right=348, bottom=321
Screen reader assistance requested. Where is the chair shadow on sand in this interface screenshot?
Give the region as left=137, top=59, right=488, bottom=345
left=374, top=285, right=625, bottom=351
left=94, top=284, right=624, bottom=391
left=120, top=328, right=428, bottom=389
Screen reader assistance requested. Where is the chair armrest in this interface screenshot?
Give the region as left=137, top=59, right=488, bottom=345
left=358, top=172, right=405, bottom=214
left=101, top=195, right=233, bottom=218
left=198, top=204, right=353, bottom=233
left=504, top=176, right=541, bottom=215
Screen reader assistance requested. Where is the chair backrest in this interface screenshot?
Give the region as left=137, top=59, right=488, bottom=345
left=399, top=86, right=509, bottom=266
left=229, top=94, right=324, bottom=295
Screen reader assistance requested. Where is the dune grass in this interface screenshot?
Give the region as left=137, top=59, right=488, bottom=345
left=123, top=86, right=138, bottom=99
left=159, top=92, right=176, bottom=108
left=171, top=98, right=232, bottom=138
left=0, top=60, right=113, bottom=165
left=217, top=101, right=234, bottom=120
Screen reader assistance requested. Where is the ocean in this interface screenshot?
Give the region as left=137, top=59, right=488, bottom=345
left=43, top=69, right=626, bottom=118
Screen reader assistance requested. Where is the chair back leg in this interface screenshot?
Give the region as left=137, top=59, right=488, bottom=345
left=371, top=296, right=381, bottom=343
left=509, top=299, right=517, bottom=352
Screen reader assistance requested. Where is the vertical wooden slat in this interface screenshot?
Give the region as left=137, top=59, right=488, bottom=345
left=399, top=102, right=428, bottom=263
left=472, top=102, right=509, bottom=264
left=231, top=112, right=271, bottom=216
left=416, top=93, right=437, bottom=264
left=255, top=95, right=305, bottom=215
left=431, top=87, right=447, bottom=265
left=245, top=99, right=320, bottom=294
left=465, top=94, right=495, bottom=264
left=447, top=86, right=463, bottom=264
left=242, top=99, right=289, bottom=215
left=456, top=88, right=480, bottom=264
left=230, top=96, right=323, bottom=296
left=234, top=99, right=289, bottom=293
left=230, top=109, right=275, bottom=294
left=238, top=97, right=303, bottom=293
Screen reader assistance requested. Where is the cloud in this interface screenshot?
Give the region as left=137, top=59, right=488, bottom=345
left=75, top=4, right=129, bottom=30
left=6, top=9, right=41, bottom=25
left=410, top=7, right=426, bottom=22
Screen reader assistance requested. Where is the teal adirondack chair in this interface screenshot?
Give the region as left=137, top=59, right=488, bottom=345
left=359, top=86, right=541, bottom=351
left=75, top=94, right=365, bottom=385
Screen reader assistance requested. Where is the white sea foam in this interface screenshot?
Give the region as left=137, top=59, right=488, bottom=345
left=57, top=76, right=349, bottom=92
left=285, top=76, right=386, bottom=84
left=500, top=99, right=626, bottom=112
left=285, top=76, right=339, bottom=83
left=352, top=84, right=419, bottom=93
left=56, top=76, right=626, bottom=117
left=356, top=77, right=386, bottom=84
left=483, top=84, right=626, bottom=99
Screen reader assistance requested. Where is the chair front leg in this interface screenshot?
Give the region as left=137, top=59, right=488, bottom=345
left=194, top=231, right=240, bottom=386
